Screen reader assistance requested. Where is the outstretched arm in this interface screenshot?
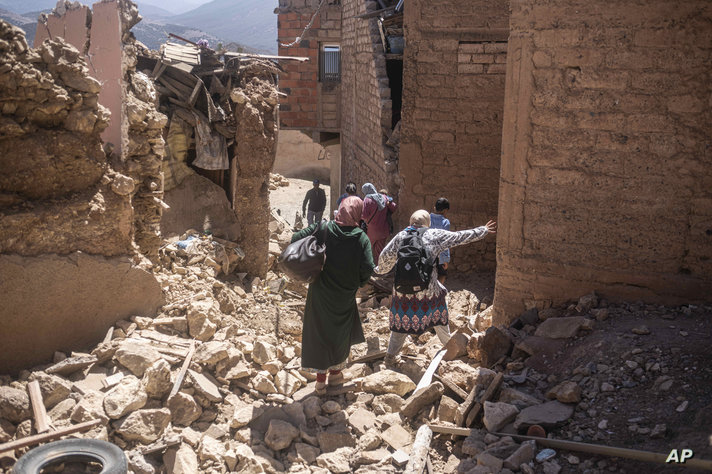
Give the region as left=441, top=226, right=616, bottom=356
left=428, top=220, right=496, bottom=257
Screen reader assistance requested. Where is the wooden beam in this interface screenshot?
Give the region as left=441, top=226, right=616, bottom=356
left=413, top=350, right=445, bottom=394
left=455, top=381, right=480, bottom=426
left=0, top=420, right=102, bottom=454
left=352, top=350, right=386, bottom=364
left=433, top=374, right=468, bottom=401
left=224, top=52, right=309, bottom=62
left=466, top=372, right=503, bottom=427
left=353, top=6, right=396, bottom=19
left=404, top=425, right=432, bottom=474
left=189, top=80, right=203, bottom=107
left=168, top=339, right=195, bottom=400
left=27, top=381, right=50, bottom=433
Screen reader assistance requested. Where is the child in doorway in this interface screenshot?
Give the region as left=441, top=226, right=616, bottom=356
left=430, top=198, right=450, bottom=284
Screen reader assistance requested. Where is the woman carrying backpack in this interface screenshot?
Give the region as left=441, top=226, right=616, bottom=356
left=374, top=210, right=496, bottom=366
left=290, top=196, right=375, bottom=394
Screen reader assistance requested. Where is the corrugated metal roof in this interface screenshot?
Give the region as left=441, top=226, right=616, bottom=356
left=162, top=42, right=201, bottom=66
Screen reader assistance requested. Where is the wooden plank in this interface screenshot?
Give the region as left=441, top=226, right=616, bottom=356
left=494, top=432, right=712, bottom=471
left=189, top=80, right=203, bottom=106
left=158, top=76, right=189, bottom=100
left=433, top=374, right=468, bottom=401
left=224, top=52, right=309, bottom=62
left=413, top=349, right=445, bottom=394
left=158, top=74, right=193, bottom=97
left=454, top=381, right=480, bottom=426
left=404, top=425, right=432, bottom=474
left=351, top=350, right=386, bottom=364
left=27, top=381, right=50, bottom=433
left=154, top=63, right=168, bottom=80
left=168, top=339, right=195, bottom=400
left=0, top=420, right=102, bottom=454
left=466, top=372, right=503, bottom=427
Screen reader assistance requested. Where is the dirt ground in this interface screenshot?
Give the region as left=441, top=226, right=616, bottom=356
left=270, top=177, right=331, bottom=227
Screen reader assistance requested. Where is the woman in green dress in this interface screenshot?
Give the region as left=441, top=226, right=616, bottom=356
left=291, top=196, right=374, bottom=394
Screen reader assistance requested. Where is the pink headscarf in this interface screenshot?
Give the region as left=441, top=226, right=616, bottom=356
left=335, top=196, right=363, bottom=227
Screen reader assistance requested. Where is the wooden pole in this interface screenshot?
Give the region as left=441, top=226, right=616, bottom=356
left=27, top=381, right=51, bottom=434
left=404, top=425, right=433, bottom=474
left=0, top=420, right=102, bottom=455
left=466, top=372, right=503, bottom=427
left=168, top=339, right=195, bottom=400
left=427, top=425, right=712, bottom=471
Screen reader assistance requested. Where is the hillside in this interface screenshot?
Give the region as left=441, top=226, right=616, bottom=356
left=170, top=0, right=277, bottom=53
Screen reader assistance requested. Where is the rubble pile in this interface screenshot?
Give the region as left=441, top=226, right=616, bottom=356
left=269, top=173, right=291, bottom=190
left=0, top=20, right=135, bottom=256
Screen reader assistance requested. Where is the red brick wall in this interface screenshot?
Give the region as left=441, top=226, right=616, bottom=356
left=399, top=0, right=509, bottom=272
left=493, top=0, right=712, bottom=323
left=278, top=11, right=320, bottom=128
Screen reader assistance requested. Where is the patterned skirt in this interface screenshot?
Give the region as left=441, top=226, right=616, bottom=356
left=389, top=289, right=448, bottom=335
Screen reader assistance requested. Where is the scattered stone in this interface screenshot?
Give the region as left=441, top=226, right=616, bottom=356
left=349, top=408, right=377, bottom=435
left=514, top=401, right=574, bottom=430
left=470, top=326, right=513, bottom=366
left=676, top=401, right=689, bottom=412
left=192, top=341, right=230, bottom=366
left=601, top=382, right=615, bottom=392
left=372, top=394, right=405, bottom=415
left=231, top=403, right=264, bottom=428
left=115, top=344, right=162, bottom=377
left=381, top=424, right=411, bottom=451
left=503, top=440, right=536, bottom=469
left=114, top=408, right=171, bottom=443
left=167, top=392, right=202, bottom=426
left=27, top=372, right=72, bottom=409
left=498, top=387, right=542, bottom=408
left=316, top=447, right=353, bottom=473
left=141, top=359, right=172, bottom=399
left=71, top=389, right=108, bottom=424
left=252, top=370, right=278, bottom=394
left=103, top=375, right=148, bottom=419
left=362, top=370, right=416, bottom=397
left=576, top=292, right=598, bottom=312
left=265, top=419, right=299, bottom=451
left=542, top=460, right=562, bottom=474
left=45, top=355, right=98, bottom=376
left=598, top=419, right=608, bottom=429
left=295, top=442, right=320, bottom=464
left=391, top=449, right=410, bottom=467
left=187, top=369, right=222, bottom=402
left=462, top=432, right=486, bottom=456
left=631, top=325, right=650, bottom=335
left=401, top=382, right=444, bottom=419
left=534, top=317, right=588, bottom=339
left=356, top=448, right=390, bottom=465
left=318, top=429, right=356, bottom=453
left=437, top=395, right=458, bottom=423
left=483, top=401, right=520, bottom=432
left=650, top=424, right=667, bottom=439
left=444, top=329, right=470, bottom=361
left=546, top=381, right=581, bottom=403
left=322, top=400, right=341, bottom=414
left=252, top=340, right=278, bottom=365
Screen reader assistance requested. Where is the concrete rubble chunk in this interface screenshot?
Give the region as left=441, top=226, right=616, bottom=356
left=503, top=440, right=536, bottom=469
left=198, top=435, right=226, bottom=463
left=355, top=448, right=390, bottom=465
left=252, top=370, right=278, bottom=394
left=103, top=375, right=148, bottom=419
left=498, top=387, right=542, bottom=409
left=318, top=429, right=356, bottom=453
left=437, top=395, right=459, bottom=423
left=186, top=299, right=219, bottom=341
left=28, top=372, right=72, bottom=409
left=546, top=381, right=582, bottom=403
left=514, top=401, right=574, bottom=430
left=381, top=424, right=412, bottom=451
left=316, top=447, right=354, bottom=474
left=462, top=431, right=487, bottom=456
left=372, top=393, right=405, bottom=415
left=295, top=442, right=321, bottom=464
left=252, top=340, right=278, bottom=365
left=114, top=408, right=171, bottom=443
left=401, top=382, right=444, bottom=419
left=192, top=341, right=230, bottom=366
left=265, top=419, right=299, bottom=451
left=0, top=386, right=31, bottom=423
left=141, top=359, right=172, bottom=399
left=483, top=401, right=520, bottom=432
left=164, top=443, right=199, bottom=474
left=477, top=452, right=503, bottom=471
left=45, top=355, right=98, bottom=376
left=469, top=326, right=513, bottom=366
left=274, top=369, right=302, bottom=396
left=362, top=369, right=416, bottom=396
left=534, top=317, right=588, bottom=339
left=71, top=389, right=108, bottom=424
left=115, top=343, right=162, bottom=377
left=349, top=407, right=377, bottom=435
left=187, top=369, right=222, bottom=402
left=167, top=392, right=202, bottom=426
left=231, top=403, right=265, bottom=429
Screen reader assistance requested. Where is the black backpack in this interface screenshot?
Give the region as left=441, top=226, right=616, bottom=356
left=394, top=228, right=434, bottom=294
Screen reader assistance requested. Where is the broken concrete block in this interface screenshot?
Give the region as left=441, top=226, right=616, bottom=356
left=361, top=369, right=416, bottom=397
left=265, top=419, right=299, bottom=451
left=401, top=382, right=444, bottom=419
left=483, top=401, right=519, bottom=432
left=103, top=375, right=148, bottom=419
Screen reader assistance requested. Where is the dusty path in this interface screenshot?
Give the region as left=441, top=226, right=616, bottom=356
left=270, top=177, right=331, bottom=227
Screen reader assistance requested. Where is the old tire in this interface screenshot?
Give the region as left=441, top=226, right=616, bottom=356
left=13, top=439, right=127, bottom=474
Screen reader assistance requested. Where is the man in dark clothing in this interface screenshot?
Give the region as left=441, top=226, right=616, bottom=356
left=303, top=179, right=327, bottom=225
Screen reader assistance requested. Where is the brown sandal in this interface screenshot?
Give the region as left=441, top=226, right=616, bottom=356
left=315, top=381, right=327, bottom=395
left=328, top=371, right=348, bottom=386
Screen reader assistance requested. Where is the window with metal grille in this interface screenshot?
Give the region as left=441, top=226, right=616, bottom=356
left=320, top=45, right=341, bottom=82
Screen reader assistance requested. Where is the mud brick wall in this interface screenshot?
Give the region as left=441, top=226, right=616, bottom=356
left=278, top=0, right=341, bottom=130
left=340, top=0, right=393, bottom=197
left=493, top=0, right=712, bottom=324
left=399, top=0, right=509, bottom=272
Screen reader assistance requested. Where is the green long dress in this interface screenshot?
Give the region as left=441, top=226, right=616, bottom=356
left=291, top=221, right=374, bottom=371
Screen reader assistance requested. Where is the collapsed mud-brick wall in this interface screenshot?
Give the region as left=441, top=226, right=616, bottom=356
left=0, top=20, right=163, bottom=374
left=35, top=0, right=167, bottom=258
left=231, top=79, right=279, bottom=278
left=340, top=0, right=399, bottom=202
left=493, top=0, right=712, bottom=324
left=398, top=0, right=509, bottom=273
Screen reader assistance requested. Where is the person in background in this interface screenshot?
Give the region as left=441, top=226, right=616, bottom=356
left=375, top=210, right=496, bottom=367
left=430, top=197, right=451, bottom=284
left=302, top=179, right=326, bottom=225
left=379, top=188, right=395, bottom=236
left=291, top=196, right=374, bottom=395
left=336, top=182, right=358, bottom=208
left=361, top=182, right=397, bottom=265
